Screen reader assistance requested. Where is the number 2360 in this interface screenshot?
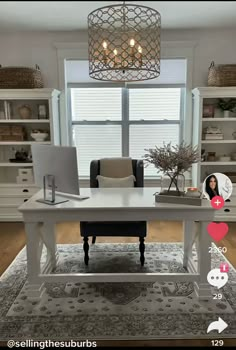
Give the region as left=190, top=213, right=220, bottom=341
left=209, top=247, right=227, bottom=254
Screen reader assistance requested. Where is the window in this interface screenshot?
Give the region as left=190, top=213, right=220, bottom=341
left=69, top=86, right=183, bottom=177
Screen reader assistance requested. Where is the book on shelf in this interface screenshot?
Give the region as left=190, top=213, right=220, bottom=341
left=3, top=101, right=12, bottom=119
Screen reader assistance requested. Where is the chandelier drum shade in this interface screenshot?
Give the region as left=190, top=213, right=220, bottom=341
left=88, top=2, right=161, bottom=82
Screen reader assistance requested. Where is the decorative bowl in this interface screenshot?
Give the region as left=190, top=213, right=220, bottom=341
left=31, top=132, right=48, bottom=142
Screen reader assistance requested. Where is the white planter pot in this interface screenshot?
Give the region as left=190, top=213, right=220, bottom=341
left=224, top=110, right=230, bottom=118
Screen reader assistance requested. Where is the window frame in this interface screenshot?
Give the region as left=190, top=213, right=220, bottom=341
left=68, top=83, right=185, bottom=177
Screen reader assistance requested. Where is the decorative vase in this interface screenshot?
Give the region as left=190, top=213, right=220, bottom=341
left=18, top=105, right=32, bottom=119
left=160, top=172, right=185, bottom=196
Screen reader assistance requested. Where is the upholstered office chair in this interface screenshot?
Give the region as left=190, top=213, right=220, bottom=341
left=80, top=158, right=147, bottom=266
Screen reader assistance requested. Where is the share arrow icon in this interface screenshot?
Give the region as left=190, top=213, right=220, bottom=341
left=207, top=317, right=228, bottom=334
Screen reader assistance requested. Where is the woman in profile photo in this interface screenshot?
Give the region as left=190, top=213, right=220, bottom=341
left=204, top=174, right=220, bottom=200
left=204, top=173, right=232, bottom=200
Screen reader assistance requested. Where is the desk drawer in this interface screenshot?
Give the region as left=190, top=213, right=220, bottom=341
left=0, top=196, right=30, bottom=206
left=0, top=205, right=21, bottom=216
left=0, top=186, right=38, bottom=196
left=215, top=207, right=236, bottom=221
left=223, top=198, right=236, bottom=206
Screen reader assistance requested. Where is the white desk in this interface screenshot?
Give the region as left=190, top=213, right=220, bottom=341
left=18, top=187, right=215, bottom=300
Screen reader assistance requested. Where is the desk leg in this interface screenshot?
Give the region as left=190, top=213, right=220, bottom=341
left=40, top=222, right=58, bottom=273
left=194, top=221, right=212, bottom=300
left=183, top=221, right=194, bottom=270
left=25, top=222, right=45, bottom=299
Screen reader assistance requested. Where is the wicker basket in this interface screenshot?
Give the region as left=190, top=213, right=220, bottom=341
left=0, top=125, right=25, bottom=140
left=0, top=65, right=44, bottom=89
left=208, top=61, right=236, bottom=87
left=0, top=134, right=24, bottom=141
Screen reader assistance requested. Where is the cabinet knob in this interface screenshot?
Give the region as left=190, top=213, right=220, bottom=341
left=22, top=189, right=29, bottom=193
left=24, top=199, right=28, bottom=202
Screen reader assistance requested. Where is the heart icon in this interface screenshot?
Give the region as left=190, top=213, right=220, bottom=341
left=207, top=222, right=229, bottom=241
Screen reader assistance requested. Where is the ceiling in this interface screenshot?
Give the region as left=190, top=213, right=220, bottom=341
left=0, top=1, right=236, bottom=31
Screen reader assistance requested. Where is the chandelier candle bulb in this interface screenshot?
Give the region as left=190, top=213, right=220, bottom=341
left=130, top=39, right=135, bottom=47
left=129, top=38, right=135, bottom=64
left=138, top=46, right=142, bottom=53
left=130, top=38, right=135, bottom=55
left=138, top=46, right=142, bottom=66
left=102, top=41, right=108, bottom=50
left=102, top=41, right=108, bottom=63
left=113, top=49, right=118, bottom=66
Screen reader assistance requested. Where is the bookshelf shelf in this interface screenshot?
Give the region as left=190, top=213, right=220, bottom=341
left=0, top=119, right=50, bottom=123
left=0, top=162, right=33, bottom=167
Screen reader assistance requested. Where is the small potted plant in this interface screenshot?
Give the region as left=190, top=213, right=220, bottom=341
left=217, top=98, right=236, bottom=118
left=144, top=142, right=199, bottom=196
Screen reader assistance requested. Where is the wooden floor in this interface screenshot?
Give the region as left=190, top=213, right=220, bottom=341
left=0, top=221, right=236, bottom=347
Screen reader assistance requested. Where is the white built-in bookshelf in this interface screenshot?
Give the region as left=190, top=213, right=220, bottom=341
left=0, top=89, right=60, bottom=221
left=192, top=87, right=236, bottom=189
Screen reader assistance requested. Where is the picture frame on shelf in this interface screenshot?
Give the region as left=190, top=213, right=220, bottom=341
left=203, top=104, right=215, bottom=118
left=38, top=104, right=48, bottom=119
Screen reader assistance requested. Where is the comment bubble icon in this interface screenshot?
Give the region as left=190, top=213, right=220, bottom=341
left=207, top=268, right=228, bottom=289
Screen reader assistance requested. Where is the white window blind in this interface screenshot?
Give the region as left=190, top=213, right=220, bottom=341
left=130, top=125, right=180, bottom=177
left=71, top=88, right=122, bottom=176
left=129, top=88, right=181, bottom=120
left=73, top=125, right=121, bottom=177
left=71, top=88, right=122, bottom=121
left=70, top=87, right=182, bottom=177
left=129, top=88, right=181, bottom=176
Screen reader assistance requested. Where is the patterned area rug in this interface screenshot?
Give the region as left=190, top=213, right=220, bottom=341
left=0, top=243, right=236, bottom=341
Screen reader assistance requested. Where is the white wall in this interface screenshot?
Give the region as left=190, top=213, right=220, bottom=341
left=0, top=28, right=235, bottom=88
left=162, top=28, right=236, bottom=87
left=0, top=31, right=87, bottom=88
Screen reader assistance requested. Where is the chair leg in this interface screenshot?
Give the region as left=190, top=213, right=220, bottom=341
left=83, top=237, right=89, bottom=265
left=92, top=236, right=96, bottom=244
left=139, top=237, right=145, bottom=266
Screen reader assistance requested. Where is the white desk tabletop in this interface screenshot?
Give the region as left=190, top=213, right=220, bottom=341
left=18, top=187, right=214, bottom=213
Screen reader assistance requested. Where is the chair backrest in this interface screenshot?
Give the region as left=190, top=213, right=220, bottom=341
left=90, top=159, right=144, bottom=188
